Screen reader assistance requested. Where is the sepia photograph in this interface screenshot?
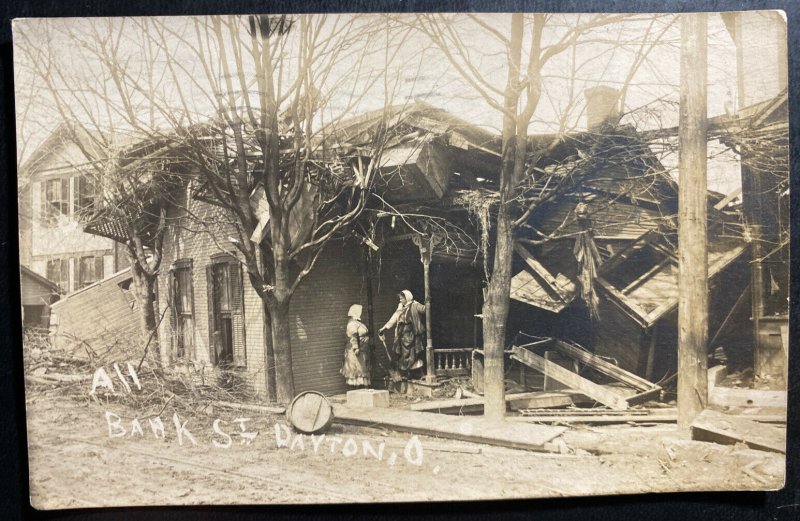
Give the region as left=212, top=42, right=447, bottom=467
left=13, top=10, right=788, bottom=509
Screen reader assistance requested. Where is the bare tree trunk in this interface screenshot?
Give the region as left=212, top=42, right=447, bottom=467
left=269, top=236, right=296, bottom=403
left=482, top=208, right=514, bottom=419
left=269, top=297, right=295, bottom=403
left=482, top=13, right=524, bottom=421
left=677, top=12, right=708, bottom=431
left=129, top=256, right=161, bottom=364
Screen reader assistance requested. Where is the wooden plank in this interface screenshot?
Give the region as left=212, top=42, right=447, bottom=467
left=409, top=397, right=484, bottom=414
left=507, top=392, right=573, bottom=410
left=408, top=392, right=573, bottom=414
left=333, top=405, right=567, bottom=452
left=709, top=387, right=787, bottom=409
left=514, top=243, right=575, bottom=301
left=513, top=411, right=785, bottom=425
left=548, top=339, right=660, bottom=392
left=595, top=277, right=651, bottom=327
left=691, top=409, right=786, bottom=454
left=510, top=413, right=678, bottom=425
left=519, top=408, right=653, bottom=416
left=713, top=187, right=742, bottom=210
left=625, top=388, right=662, bottom=405
left=511, top=346, right=629, bottom=410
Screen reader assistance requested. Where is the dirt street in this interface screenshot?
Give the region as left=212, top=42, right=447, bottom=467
left=24, top=390, right=784, bottom=509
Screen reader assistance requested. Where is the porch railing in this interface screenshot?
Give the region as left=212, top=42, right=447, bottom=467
left=433, top=348, right=474, bottom=376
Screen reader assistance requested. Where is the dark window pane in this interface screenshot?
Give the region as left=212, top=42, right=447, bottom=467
left=79, top=256, right=102, bottom=288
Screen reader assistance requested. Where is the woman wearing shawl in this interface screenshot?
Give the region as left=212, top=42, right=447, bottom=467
left=341, top=304, right=371, bottom=387
left=378, top=290, right=427, bottom=374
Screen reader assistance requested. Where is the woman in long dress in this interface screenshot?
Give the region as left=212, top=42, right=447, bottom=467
left=378, top=290, right=426, bottom=374
left=341, top=304, right=371, bottom=387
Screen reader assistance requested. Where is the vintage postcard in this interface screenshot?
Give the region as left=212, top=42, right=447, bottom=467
left=14, top=11, right=788, bottom=508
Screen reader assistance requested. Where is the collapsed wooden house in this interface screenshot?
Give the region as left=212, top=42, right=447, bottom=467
left=68, top=88, right=773, bottom=400
left=717, top=90, right=789, bottom=385
left=505, top=121, right=750, bottom=383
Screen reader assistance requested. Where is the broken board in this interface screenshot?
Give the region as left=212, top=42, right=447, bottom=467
left=333, top=405, right=567, bottom=452
left=691, top=409, right=786, bottom=454
left=408, top=392, right=573, bottom=414
left=511, top=346, right=629, bottom=410
left=526, top=338, right=662, bottom=404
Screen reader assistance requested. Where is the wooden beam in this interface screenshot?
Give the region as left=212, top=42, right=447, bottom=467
left=595, top=278, right=651, bottom=327
left=511, top=346, right=629, bottom=410
left=547, top=339, right=660, bottom=392
left=713, top=187, right=743, bottom=210
left=514, top=243, right=572, bottom=300
left=691, top=409, right=785, bottom=453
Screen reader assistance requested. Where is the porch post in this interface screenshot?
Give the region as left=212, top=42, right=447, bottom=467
left=422, top=255, right=435, bottom=383
left=414, top=234, right=439, bottom=384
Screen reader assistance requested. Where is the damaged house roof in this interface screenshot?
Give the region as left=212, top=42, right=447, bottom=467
left=508, top=125, right=748, bottom=324
left=81, top=101, right=500, bottom=255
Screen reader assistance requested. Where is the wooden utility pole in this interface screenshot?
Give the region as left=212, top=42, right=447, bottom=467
left=677, top=12, right=709, bottom=431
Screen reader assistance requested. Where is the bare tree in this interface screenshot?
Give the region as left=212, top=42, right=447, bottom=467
left=129, top=15, right=417, bottom=401
left=14, top=19, right=179, bottom=363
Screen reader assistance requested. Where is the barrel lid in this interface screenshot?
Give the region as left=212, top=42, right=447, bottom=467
left=287, top=391, right=334, bottom=434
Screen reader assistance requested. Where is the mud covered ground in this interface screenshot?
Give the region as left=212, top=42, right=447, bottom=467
left=24, top=388, right=784, bottom=509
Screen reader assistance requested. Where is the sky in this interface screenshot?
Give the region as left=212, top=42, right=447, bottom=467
left=12, top=12, right=774, bottom=194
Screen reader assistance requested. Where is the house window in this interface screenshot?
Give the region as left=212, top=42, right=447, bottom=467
left=41, top=178, right=70, bottom=226
left=78, top=256, right=104, bottom=289
left=170, top=261, right=195, bottom=359
left=207, top=257, right=246, bottom=367
left=46, top=258, right=70, bottom=293
left=74, top=175, right=102, bottom=219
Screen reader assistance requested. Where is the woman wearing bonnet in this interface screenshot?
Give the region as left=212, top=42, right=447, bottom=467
left=379, top=290, right=426, bottom=376
left=341, top=304, right=371, bottom=387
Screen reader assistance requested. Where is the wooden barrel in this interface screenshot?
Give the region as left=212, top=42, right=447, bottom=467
left=286, top=391, right=334, bottom=434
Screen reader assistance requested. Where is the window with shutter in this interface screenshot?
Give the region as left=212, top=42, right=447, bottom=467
left=74, top=175, right=101, bottom=219
left=229, top=262, right=246, bottom=367
left=41, top=178, right=70, bottom=227
left=207, top=256, right=246, bottom=368
left=171, top=260, right=195, bottom=360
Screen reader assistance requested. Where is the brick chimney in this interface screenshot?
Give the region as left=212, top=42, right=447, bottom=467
left=584, top=86, right=621, bottom=130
